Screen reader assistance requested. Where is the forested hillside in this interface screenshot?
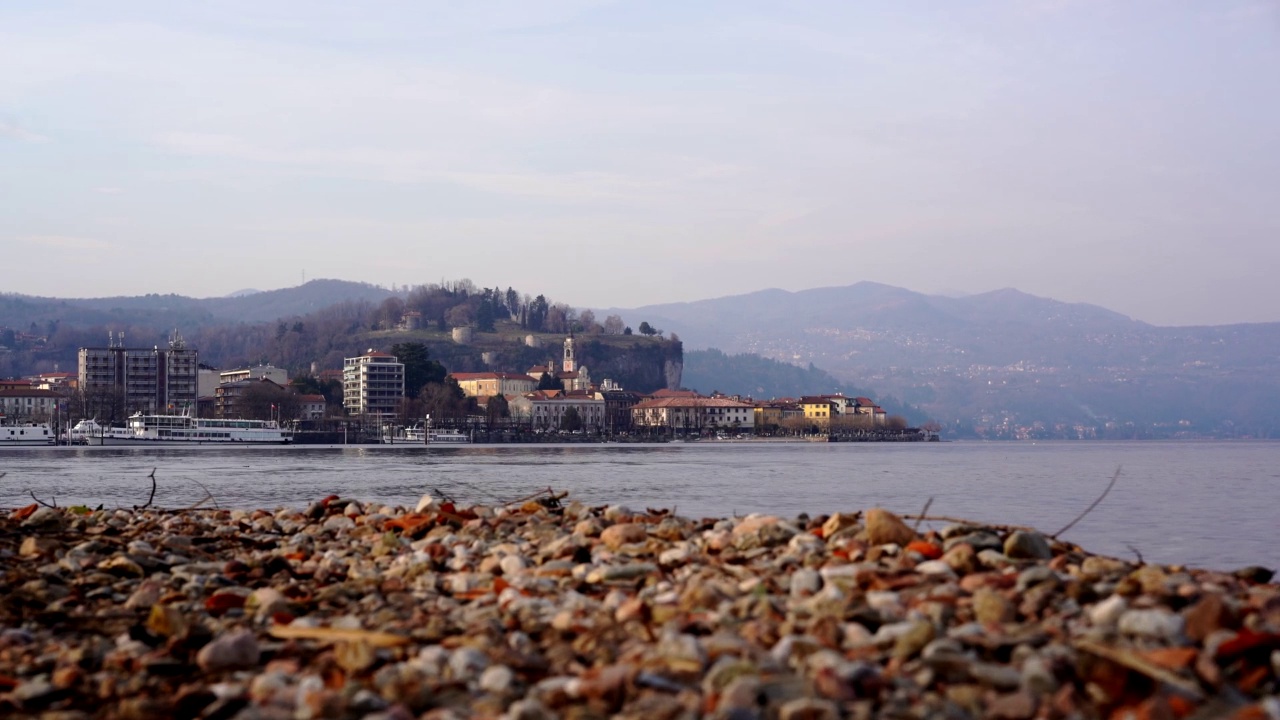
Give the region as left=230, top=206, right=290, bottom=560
left=682, top=349, right=920, bottom=422
left=0, top=280, right=681, bottom=392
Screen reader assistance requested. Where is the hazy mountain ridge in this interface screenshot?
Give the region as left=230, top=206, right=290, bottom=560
left=7, top=279, right=1278, bottom=437
left=612, top=283, right=1280, bottom=437
left=0, top=280, right=394, bottom=330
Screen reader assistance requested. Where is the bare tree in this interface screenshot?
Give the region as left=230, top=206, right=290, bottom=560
left=603, top=315, right=625, bottom=335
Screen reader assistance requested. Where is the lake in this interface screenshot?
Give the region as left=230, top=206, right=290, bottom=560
left=2, top=440, right=1276, bottom=571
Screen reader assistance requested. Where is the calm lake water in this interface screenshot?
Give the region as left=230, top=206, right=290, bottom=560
left=2, top=441, right=1277, bottom=571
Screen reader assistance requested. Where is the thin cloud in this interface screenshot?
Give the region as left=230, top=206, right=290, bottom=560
left=22, top=235, right=111, bottom=250
left=0, top=119, right=49, bottom=143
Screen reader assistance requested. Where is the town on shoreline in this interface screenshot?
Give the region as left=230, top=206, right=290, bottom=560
left=3, top=334, right=935, bottom=445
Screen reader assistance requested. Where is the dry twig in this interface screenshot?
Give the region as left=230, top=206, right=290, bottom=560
left=27, top=489, right=57, bottom=508
left=1051, top=465, right=1122, bottom=539
left=185, top=478, right=219, bottom=511
left=134, top=468, right=157, bottom=511
left=912, top=496, right=934, bottom=532
left=1126, top=543, right=1145, bottom=565
left=504, top=486, right=560, bottom=507
left=899, top=513, right=1035, bottom=533
left=1073, top=639, right=1203, bottom=700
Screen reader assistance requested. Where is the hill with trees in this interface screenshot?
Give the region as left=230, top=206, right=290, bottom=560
left=1, top=279, right=682, bottom=395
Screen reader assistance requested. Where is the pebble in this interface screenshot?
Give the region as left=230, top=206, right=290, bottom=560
left=196, top=629, right=260, bottom=671
left=1088, top=594, right=1128, bottom=627
left=1118, top=608, right=1185, bottom=641
left=1004, top=531, right=1053, bottom=560
left=1, top=496, right=1275, bottom=720
left=864, top=508, right=915, bottom=546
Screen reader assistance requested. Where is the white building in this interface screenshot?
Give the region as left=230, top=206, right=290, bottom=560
left=220, top=364, right=288, bottom=386
left=531, top=395, right=606, bottom=432
left=297, top=394, right=327, bottom=420
left=0, top=388, right=61, bottom=420
left=343, top=350, right=405, bottom=417
left=631, top=397, right=756, bottom=432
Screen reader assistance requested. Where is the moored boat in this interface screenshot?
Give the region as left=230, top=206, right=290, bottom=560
left=1, top=419, right=56, bottom=446
left=428, top=428, right=471, bottom=445
left=79, top=412, right=293, bottom=445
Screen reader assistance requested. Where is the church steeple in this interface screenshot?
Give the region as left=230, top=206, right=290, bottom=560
left=563, top=333, right=576, bottom=373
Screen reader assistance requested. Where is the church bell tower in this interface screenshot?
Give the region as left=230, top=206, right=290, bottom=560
left=563, top=334, right=576, bottom=373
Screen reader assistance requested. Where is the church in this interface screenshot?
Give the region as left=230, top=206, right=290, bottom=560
left=526, top=335, right=592, bottom=392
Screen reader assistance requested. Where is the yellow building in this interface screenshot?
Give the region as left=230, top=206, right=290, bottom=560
left=800, top=397, right=838, bottom=426
left=449, top=372, right=537, bottom=398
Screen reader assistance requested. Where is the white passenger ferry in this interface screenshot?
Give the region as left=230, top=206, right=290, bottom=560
left=75, top=412, right=293, bottom=445
left=382, top=425, right=426, bottom=444
left=428, top=428, right=471, bottom=445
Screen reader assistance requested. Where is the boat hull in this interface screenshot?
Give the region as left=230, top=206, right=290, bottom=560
left=82, top=437, right=292, bottom=446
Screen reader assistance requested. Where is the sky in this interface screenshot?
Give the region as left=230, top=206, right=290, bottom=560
left=2, top=1, right=1278, bottom=326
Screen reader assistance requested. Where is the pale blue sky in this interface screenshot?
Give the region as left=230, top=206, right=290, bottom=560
left=2, top=1, right=1277, bottom=325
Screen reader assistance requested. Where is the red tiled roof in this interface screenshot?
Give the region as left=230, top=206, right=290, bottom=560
left=650, top=386, right=701, bottom=397
left=0, top=388, right=63, bottom=398
left=450, top=372, right=537, bottom=381
left=633, top=397, right=753, bottom=409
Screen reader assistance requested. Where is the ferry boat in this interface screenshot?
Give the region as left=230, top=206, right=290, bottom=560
left=1, top=419, right=56, bottom=446
left=76, top=412, right=293, bottom=445
left=428, top=428, right=471, bottom=445
left=382, top=425, right=426, bottom=444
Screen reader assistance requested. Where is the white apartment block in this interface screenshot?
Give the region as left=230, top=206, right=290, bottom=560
left=343, top=350, right=405, bottom=417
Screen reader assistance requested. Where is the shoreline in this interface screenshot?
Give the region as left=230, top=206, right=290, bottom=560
left=2, top=497, right=1277, bottom=719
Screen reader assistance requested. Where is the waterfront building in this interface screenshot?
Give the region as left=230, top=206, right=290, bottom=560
left=530, top=394, right=606, bottom=432
left=449, top=371, right=537, bottom=398
left=342, top=349, right=405, bottom=418
left=800, top=397, right=839, bottom=426
left=0, top=387, right=62, bottom=421
left=214, top=378, right=287, bottom=419
left=219, top=364, right=288, bottom=386
left=77, top=331, right=198, bottom=415
left=297, top=394, right=326, bottom=420
left=631, top=397, right=755, bottom=433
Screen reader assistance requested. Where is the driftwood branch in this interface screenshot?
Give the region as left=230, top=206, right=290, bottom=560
left=185, top=478, right=219, bottom=511
left=134, top=468, right=157, bottom=511
left=1051, top=465, right=1122, bottom=539
left=504, top=486, right=562, bottom=507
left=912, top=496, right=934, bottom=532
left=28, top=489, right=57, bottom=508
left=1126, top=543, right=1145, bottom=565
left=899, top=513, right=1036, bottom=534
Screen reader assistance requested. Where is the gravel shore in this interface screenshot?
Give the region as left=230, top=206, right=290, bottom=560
left=2, top=494, right=1277, bottom=719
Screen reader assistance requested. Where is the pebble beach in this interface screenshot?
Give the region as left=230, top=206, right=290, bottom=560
left=2, top=493, right=1278, bottom=719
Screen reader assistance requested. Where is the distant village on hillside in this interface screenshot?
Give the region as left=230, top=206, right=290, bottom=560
left=1, top=329, right=924, bottom=443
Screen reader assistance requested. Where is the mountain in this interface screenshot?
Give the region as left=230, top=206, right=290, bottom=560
left=609, top=283, right=1280, bottom=438
left=0, top=279, right=395, bottom=331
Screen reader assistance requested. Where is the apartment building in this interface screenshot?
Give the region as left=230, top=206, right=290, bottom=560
left=77, top=332, right=198, bottom=414
left=343, top=349, right=405, bottom=417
